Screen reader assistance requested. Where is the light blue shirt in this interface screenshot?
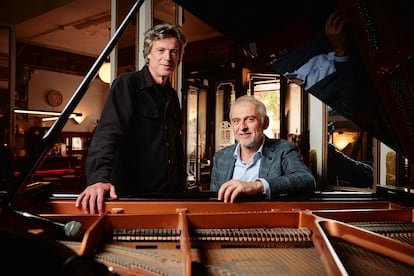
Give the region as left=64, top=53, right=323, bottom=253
left=284, top=52, right=350, bottom=90
left=232, top=139, right=271, bottom=198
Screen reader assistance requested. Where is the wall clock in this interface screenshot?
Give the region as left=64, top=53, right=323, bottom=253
left=47, top=90, right=63, bottom=107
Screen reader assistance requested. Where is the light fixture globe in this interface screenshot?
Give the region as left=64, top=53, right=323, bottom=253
left=98, top=62, right=111, bottom=84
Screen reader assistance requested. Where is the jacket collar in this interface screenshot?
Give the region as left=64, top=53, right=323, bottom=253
left=139, top=65, right=173, bottom=91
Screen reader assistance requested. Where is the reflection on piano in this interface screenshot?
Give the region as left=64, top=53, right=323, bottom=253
left=175, top=0, right=414, bottom=161
left=1, top=0, right=414, bottom=275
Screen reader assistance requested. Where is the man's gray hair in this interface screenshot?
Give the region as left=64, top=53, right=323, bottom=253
left=229, top=95, right=267, bottom=124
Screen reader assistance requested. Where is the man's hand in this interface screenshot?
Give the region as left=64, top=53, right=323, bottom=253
left=218, top=179, right=264, bottom=203
left=325, top=10, right=349, bottom=57
left=75, top=182, right=118, bottom=214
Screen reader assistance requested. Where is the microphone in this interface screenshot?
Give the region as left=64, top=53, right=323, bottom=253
left=13, top=209, right=83, bottom=239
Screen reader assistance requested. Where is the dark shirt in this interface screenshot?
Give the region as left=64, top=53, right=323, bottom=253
left=86, top=65, right=186, bottom=196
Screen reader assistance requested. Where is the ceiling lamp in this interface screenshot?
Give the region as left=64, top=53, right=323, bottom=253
left=41, top=114, right=85, bottom=124
left=14, top=109, right=82, bottom=116
left=14, top=109, right=84, bottom=124
left=98, top=61, right=111, bottom=84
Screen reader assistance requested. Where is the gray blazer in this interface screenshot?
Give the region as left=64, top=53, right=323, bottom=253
left=210, top=137, right=316, bottom=198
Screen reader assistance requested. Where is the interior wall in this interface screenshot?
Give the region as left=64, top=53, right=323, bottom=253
left=286, top=84, right=302, bottom=135
left=26, top=69, right=108, bottom=132
left=309, top=94, right=324, bottom=188
left=380, top=143, right=395, bottom=186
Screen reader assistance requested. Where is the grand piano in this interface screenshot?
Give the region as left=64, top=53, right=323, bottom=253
left=1, top=0, right=414, bottom=275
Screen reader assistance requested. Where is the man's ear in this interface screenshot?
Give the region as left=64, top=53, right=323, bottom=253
left=263, top=116, right=270, bottom=130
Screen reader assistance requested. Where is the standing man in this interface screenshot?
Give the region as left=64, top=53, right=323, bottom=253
left=210, top=95, right=315, bottom=203
left=76, top=23, right=187, bottom=214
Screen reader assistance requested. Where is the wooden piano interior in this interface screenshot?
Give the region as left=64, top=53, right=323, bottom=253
left=3, top=199, right=414, bottom=275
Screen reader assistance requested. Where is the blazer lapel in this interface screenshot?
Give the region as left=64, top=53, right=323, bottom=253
left=259, top=137, right=276, bottom=177
left=223, top=145, right=236, bottom=181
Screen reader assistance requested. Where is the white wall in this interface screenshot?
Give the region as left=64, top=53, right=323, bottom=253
left=309, top=94, right=324, bottom=188
left=286, top=84, right=302, bottom=135
left=380, top=143, right=395, bottom=186
left=28, top=69, right=109, bottom=132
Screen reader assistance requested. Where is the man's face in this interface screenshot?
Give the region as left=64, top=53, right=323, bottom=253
left=147, top=37, right=180, bottom=84
left=230, top=101, right=267, bottom=149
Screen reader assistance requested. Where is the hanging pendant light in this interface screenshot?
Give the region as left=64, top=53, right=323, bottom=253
left=98, top=61, right=111, bottom=84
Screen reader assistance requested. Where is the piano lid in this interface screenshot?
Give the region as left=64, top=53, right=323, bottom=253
left=174, top=0, right=414, bottom=161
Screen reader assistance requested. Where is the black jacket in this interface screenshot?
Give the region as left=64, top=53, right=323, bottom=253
left=86, top=65, right=186, bottom=196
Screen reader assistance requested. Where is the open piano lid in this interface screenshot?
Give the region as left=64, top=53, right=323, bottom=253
left=174, top=0, right=414, bottom=162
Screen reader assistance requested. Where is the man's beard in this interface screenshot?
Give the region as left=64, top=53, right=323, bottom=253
left=238, top=136, right=258, bottom=148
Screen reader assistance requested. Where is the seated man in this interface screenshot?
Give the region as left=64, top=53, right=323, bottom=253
left=210, top=95, right=316, bottom=203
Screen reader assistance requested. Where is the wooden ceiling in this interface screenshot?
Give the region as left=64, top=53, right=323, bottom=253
left=0, top=0, right=224, bottom=76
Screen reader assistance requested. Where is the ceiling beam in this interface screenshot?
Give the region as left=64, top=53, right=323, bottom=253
left=16, top=42, right=96, bottom=76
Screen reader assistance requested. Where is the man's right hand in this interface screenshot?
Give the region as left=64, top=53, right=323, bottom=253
left=218, top=179, right=264, bottom=203
left=75, top=182, right=118, bottom=214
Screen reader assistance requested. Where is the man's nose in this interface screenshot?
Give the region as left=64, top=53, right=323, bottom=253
left=164, top=51, right=173, bottom=60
